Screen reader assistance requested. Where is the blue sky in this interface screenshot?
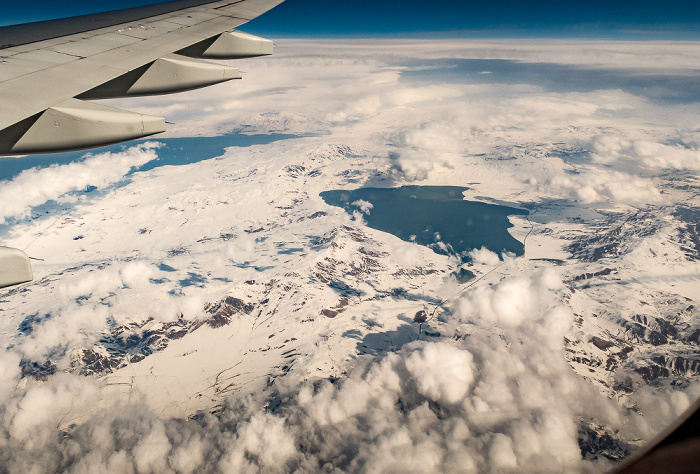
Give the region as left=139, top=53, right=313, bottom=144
left=2, top=0, right=700, bottom=38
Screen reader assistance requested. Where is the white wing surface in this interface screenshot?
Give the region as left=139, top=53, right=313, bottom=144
left=0, top=0, right=285, bottom=155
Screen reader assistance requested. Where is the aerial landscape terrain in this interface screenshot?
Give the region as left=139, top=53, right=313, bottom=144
left=1, top=2, right=700, bottom=472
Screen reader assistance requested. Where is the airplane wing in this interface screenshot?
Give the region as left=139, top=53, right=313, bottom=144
left=0, top=0, right=285, bottom=156
left=0, top=0, right=284, bottom=289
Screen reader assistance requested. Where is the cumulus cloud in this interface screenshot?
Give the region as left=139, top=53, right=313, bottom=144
left=0, top=143, right=160, bottom=223
left=225, top=234, right=258, bottom=261
left=58, top=268, right=124, bottom=301
left=5, top=374, right=100, bottom=444
left=453, top=268, right=571, bottom=343
left=16, top=259, right=208, bottom=363
left=351, top=199, right=373, bottom=215
left=619, top=384, right=700, bottom=442
left=390, top=149, right=437, bottom=182
left=388, top=240, right=428, bottom=267
left=120, top=261, right=157, bottom=288
left=19, top=305, right=111, bottom=362
left=386, top=121, right=466, bottom=182
left=0, top=269, right=693, bottom=472
left=405, top=342, right=475, bottom=404
left=0, top=38, right=697, bottom=474
left=0, top=351, right=21, bottom=403
left=533, top=168, right=666, bottom=206
left=58, top=261, right=160, bottom=303
left=468, top=246, right=501, bottom=265
left=590, top=135, right=700, bottom=171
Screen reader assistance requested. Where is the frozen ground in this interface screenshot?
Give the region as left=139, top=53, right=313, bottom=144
left=1, top=39, right=699, bottom=472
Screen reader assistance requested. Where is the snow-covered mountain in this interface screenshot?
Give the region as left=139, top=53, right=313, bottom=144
left=1, top=39, right=699, bottom=472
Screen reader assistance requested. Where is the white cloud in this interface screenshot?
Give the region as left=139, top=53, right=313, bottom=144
left=405, top=342, right=475, bottom=404
left=619, top=384, right=700, bottom=441
left=19, top=305, right=110, bottom=361
left=225, top=234, right=257, bottom=261
left=58, top=268, right=124, bottom=301
left=388, top=241, right=428, bottom=267
left=454, top=268, right=567, bottom=332
left=391, top=149, right=437, bottom=182
left=282, top=39, right=700, bottom=70
left=219, top=413, right=298, bottom=471
left=6, top=374, right=100, bottom=444
left=351, top=199, right=374, bottom=214
left=132, top=421, right=172, bottom=473
left=0, top=351, right=21, bottom=404
left=385, top=85, right=464, bottom=106
left=0, top=38, right=698, bottom=474
left=489, top=433, right=518, bottom=469
left=0, top=143, right=160, bottom=223
left=0, top=284, right=694, bottom=472
left=468, top=246, right=501, bottom=265
left=120, top=261, right=156, bottom=289
left=590, top=135, right=700, bottom=170
left=533, top=168, right=666, bottom=205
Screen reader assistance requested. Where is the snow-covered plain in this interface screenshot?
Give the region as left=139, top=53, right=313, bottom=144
left=1, top=39, right=700, bottom=472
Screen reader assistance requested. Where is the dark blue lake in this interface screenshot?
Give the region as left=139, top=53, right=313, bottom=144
left=0, top=132, right=301, bottom=182
left=321, top=186, right=528, bottom=264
